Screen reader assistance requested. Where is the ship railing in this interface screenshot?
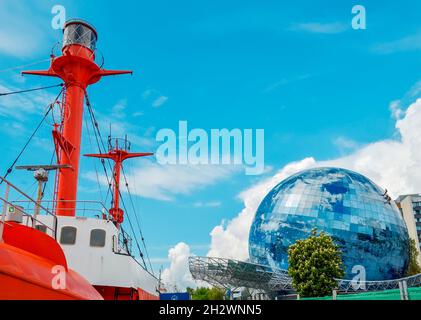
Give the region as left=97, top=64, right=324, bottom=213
left=113, top=227, right=133, bottom=256
left=107, top=136, right=131, bottom=152
left=10, top=199, right=111, bottom=220
left=52, top=39, right=104, bottom=68
left=0, top=176, right=57, bottom=241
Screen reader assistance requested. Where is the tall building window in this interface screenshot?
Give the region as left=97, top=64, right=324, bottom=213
left=413, top=202, right=421, bottom=208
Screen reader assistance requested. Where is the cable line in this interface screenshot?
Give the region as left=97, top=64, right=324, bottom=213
left=0, top=83, right=63, bottom=97
left=118, top=190, right=149, bottom=270
left=83, top=107, right=105, bottom=204
left=83, top=90, right=114, bottom=204
left=0, top=58, right=51, bottom=74
left=121, top=164, right=154, bottom=274
left=1, top=87, right=65, bottom=182
left=41, top=149, right=57, bottom=198
left=83, top=90, right=151, bottom=272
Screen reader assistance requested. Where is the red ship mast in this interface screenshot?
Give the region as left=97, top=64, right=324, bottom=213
left=85, top=137, right=152, bottom=228
left=22, top=20, right=132, bottom=216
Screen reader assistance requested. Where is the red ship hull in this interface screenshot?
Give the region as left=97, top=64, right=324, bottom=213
left=0, top=223, right=103, bottom=300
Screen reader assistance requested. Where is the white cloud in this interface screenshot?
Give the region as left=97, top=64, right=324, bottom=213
left=124, top=162, right=236, bottom=201
left=159, top=96, right=421, bottom=284
left=0, top=2, right=48, bottom=58
left=132, top=111, right=144, bottom=117
left=372, top=31, right=421, bottom=54
left=333, top=136, right=360, bottom=152
left=142, top=89, right=155, bottom=100
left=160, top=159, right=317, bottom=287
left=389, top=81, right=421, bottom=121
left=193, top=201, right=222, bottom=208
left=207, top=157, right=316, bottom=260
left=149, top=257, right=170, bottom=264
left=161, top=242, right=201, bottom=291
left=159, top=85, right=421, bottom=288
left=0, top=83, right=56, bottom=120
left=85, top=161, right=237, bottom=201
left=148, top=243, right=210, bottom=251
left=389, top=100, right=405, bottom=120
left=152, top=96, right=168, bottom=108
left=142, top=88, right=168, bottom=108
left=323, top=100, right=421, bottom=197
left=289, top=22, right=348, bottom=34
left=91, top=105, right=156, bottom=148
left=0, top=28, right=43, bottom=59
left=263, top=74, right=312, bottom=93
left=111, top=99, right=127, bottom=119
left=207, top=97, right=421, bottom=261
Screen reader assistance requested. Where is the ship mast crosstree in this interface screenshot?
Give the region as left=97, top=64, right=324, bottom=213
left=22, top=20, right=132, bottom=218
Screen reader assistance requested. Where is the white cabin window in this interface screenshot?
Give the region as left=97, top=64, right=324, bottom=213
left=60, top=226, right=77, bottom=245
left=90, top=229, right=106, bottom=247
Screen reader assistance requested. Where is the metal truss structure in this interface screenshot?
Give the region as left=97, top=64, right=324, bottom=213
left=189, top=256, right=293, bottom=292
left=189, top=256, right=421, bottom=294
left=336, top=274, right=421, bottom=293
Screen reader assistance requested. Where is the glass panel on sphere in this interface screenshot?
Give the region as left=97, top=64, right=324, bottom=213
left=249, top=167, right=409, bottom=281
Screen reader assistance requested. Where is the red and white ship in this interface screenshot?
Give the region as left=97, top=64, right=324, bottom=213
left=0, top=19, right=160, bottom=300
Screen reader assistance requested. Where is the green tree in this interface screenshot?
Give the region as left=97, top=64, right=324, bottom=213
left=288, top=229, right=344, bottom=298
left=405, top=239, right=421, bottom=276
left=186, top=287, right=225, bottom=300
left=186, top=287, right=194, bottom=297
left=208, top=287, right=225, bottom=300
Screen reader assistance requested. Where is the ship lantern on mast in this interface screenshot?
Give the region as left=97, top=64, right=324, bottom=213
left=85, top=136, right=153, bottom=228
left=22, top=20, right=132, bottom=217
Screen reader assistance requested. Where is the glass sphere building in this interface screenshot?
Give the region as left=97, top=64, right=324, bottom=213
left=249, top=167, right=409, bottom=281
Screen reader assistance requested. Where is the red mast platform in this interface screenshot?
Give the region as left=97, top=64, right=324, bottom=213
left=22, top=20, right=132, bottom=217
left=85, top=137, right=152, bottom=228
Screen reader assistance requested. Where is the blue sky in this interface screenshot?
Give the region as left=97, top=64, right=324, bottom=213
left=1, top=0, right=421, bottom=277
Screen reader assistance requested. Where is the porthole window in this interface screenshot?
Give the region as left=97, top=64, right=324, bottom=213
left=90, top=229, right=106, bottom=247
left=60, top=226, right=77, bottom=245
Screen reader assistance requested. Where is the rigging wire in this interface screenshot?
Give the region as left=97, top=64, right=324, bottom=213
left=117, top=187, right=149, bottom=271
left=1, top=87, right=65, bottom=182
left=41, top=149, right=57, bottom=198
left=25, top=180, right=38, bottom=212
left=0, top=83, right=64, bottom=97
left=83, top=106, right=105, bottom=204
left=83, top=89, right=152, bottom=273
left=0, top=58, right=51, bottom=74
left=128, top=159, right=151, bottom=259
left=0, top=63, right=155, bottom=275
left=83, top=90, right=114, bottom=205
left=121, top=164, right=154, bottom=274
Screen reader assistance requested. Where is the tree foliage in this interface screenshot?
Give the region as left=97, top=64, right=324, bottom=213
left=405, top=238, right=421, bottom=276
left=288, top=229, right=344, bottom=298
left=186, top=287, right=225, bottom=300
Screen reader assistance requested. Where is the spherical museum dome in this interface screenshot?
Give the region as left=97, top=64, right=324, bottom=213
left=249, top=167, right=409, bottom=281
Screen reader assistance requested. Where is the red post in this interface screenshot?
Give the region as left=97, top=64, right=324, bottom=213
left=22, top=20, right=132, bottom=216
left=85, top=140, right=152, bottom=227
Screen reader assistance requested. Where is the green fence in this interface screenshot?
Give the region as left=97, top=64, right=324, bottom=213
left=300, top=287, right=421, bottom=300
